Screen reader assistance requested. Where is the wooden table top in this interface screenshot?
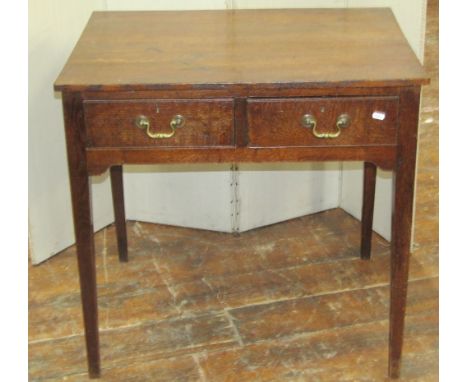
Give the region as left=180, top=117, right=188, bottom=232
left=54, top=8, right=429, bottom=92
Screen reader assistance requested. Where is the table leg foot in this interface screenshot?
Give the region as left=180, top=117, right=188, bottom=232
left=89, top=366, right=101, bottom=379
left=388, top=358, right=401, bottom=379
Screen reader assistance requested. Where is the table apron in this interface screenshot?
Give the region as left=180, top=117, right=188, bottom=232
left=85, top=145, right=397, bottom=175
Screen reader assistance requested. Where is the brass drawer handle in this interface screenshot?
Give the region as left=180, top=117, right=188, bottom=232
left=301, top=113, right=351, bottom=139
left=301, top=113, right=317, bottom=130
left=135, top=114, right=185, bottom=139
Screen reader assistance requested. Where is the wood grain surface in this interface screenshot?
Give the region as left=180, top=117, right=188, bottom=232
left=54, top=9, right=428, bottom=91
left=84, top=99, right=235, bottom=147
left=29, top=210, right=438, bottom=381
left=247, top=96, right=399, bottom=147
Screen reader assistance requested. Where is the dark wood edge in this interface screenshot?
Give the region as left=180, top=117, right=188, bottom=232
left=360, top=162, right=377, bottom=260
left=54, top=79, right=430, bottom=93
left=78, top=86, right=406, bottom=100
left=62, top=91, right=101, bottom=377
left=388, top=85, right=422, bottom=378
left=110, top=165, right=128, bottom=263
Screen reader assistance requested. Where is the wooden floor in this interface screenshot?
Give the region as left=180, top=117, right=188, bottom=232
left=28, top=1, right=438, bottom=381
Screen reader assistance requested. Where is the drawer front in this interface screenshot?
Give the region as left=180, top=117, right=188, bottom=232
left=84, top=99, right=235, bottom=148
left=247, top=97, right=399, bottom=147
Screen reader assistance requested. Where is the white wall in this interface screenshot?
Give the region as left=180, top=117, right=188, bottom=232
left=28, top=0, right=426, bottom=263
left=238, top=163, right=342, bottom=232
left=28, top=0, right=112, bottom=264
left=124, top=164, right=234, bottom=232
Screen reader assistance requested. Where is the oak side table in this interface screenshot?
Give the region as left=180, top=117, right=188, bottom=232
left=54, top=8, right=429, bottom=379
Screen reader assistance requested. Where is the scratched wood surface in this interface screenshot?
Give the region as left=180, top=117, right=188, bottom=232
left=54, top=8, right=427, bottom=92
left=28, top=211, right=438, bottom=381
left=31, top=1, right=438, bottom=380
